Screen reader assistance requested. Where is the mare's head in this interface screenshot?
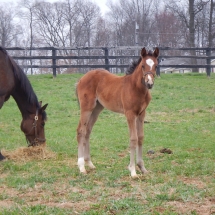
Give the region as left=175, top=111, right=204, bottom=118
left=21, top=102, right=48, bottom=147
left=140, top=47, right=159, bottom=89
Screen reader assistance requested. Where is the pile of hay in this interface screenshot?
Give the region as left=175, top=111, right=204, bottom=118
left=1, top=144, right=56, bottom=162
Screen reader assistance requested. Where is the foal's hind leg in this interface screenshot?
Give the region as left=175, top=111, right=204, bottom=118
left=77, top=111, right=92, bottom=174
left=84, top=102, right=104, bottom=169
left=136, top=111, right=148, bottom=174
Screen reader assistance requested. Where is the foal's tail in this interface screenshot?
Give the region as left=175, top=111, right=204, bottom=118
left=75, top=81, right=80, bottom=108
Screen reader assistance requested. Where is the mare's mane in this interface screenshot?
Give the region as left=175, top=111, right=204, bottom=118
left=126, top=50, right=154, bottom=75
left=0, top=47, right=47, bottom=120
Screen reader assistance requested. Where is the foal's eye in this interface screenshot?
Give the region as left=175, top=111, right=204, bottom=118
left=41, top=122, right=45, bottom=127
left=142, top=65, right=145, bottom=69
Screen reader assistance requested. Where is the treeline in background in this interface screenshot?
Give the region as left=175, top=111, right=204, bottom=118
left=0, top=0, right=214, bottom=74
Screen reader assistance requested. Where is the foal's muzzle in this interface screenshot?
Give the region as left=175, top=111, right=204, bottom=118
left=146, top=82, right=154, bottom=89
left=143, top=72, right=154, bottom=89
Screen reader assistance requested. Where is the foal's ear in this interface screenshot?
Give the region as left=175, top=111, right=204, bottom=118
left=141, top=47, right=147, bottom=58
left=153, top=47, right=159, bottom=58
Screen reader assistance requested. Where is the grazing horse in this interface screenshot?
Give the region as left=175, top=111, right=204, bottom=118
left=76, top=47, right=159, bottom=178
left=0, top=47, right=48, bottom=160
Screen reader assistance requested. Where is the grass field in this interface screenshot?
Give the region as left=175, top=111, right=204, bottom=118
left=0, top=73, right=215, bottom=214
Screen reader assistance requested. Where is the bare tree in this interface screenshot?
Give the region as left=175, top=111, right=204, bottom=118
left=19, top=0, right=36, bottom=48
left=208, top=0, right=215, bottom=47
left=154, top=10, right=183, bottom=47
left=18, top=0, right=38, bottom=74
left=166, top=0, right=209, bottom=71
left=32, top=1, right=67, bottom=47
left=0, top=7, right=21, bottom=47
left=94, top=17, right=111, bottom=46
left=78, top=0, right=100, bottom=47
left=106, top=0, right=134, bottom=46
left=166, top=0, right=209, bottom=47
left=61, top=0, right=81, bottom=47
left=106, top=0, right=157, bottom=47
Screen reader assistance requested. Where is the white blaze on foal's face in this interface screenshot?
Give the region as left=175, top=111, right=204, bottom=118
left=147, top=74, right=152, bottom=82
left=146, top=59, right=155, bottom=70
left=146, top=73, right=153, bottom=86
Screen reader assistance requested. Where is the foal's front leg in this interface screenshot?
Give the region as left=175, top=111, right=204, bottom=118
left=136, top=111, right=148, bottom=174
left=126, top=112, right=138, bottom=178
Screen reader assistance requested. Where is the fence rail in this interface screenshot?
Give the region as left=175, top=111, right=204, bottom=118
left=5, top=46, right=215, bottom=77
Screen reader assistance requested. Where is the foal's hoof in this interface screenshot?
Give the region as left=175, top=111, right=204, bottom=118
left=79, top=166, right=87, bottom=175
left=86, top=161, right=96, bottom=169
left=80, top=170, right=87, bottom=175
left=128, top=165, right=138, bottom=179
left=137, top=164, right=148, bottom=174
left=131, top=174, right=140, bottom=179
left=142, top=169, right=149, bottom=174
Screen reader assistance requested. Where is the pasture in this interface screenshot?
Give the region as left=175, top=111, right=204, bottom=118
left=0, top=73, right=215, bottom=214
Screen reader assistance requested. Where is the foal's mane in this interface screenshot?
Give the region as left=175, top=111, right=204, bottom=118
left=0, top=47, right=47, bottom=119
left=126, top=50, right=154, bottom=75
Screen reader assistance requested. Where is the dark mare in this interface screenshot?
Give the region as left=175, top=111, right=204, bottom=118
left=0, top=47, right=48, bottom=160
left=76, top=47, right=159, bottom=178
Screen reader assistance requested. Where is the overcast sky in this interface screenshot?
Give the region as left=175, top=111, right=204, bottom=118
left=92, top=0, right=110, bottom=15
left=0, top=0, right=117, bottom=16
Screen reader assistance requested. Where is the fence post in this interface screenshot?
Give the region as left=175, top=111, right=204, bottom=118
left=157, top=58, right=161, bottom=77
left=52, top=47, right=56, bottom=77
left=104, top=48, right=109, bottom=71
left=206, top=48, right=211, bottom=77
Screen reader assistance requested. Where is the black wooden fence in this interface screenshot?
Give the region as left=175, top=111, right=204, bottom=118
left=5, top=46, right=215, bottom=77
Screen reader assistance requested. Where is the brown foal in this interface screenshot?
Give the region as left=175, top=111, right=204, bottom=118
left=76, top=47, right=159, bottom=178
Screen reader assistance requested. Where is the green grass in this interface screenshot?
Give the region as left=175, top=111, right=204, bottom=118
left=0, top=73, right=215, bottom=214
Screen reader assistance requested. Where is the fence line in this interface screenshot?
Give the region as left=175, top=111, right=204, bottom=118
left=5, top=46, right=215, bottom=77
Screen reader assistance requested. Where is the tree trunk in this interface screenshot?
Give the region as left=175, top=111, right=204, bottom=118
left=208, top=0, right=214, bottom=47
left=189, top=0, right=197, bottom=72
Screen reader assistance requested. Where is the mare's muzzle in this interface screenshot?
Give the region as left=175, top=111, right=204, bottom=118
left=25, top=111, right=46, bottom=147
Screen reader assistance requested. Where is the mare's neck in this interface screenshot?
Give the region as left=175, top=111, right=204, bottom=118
left=11, top=87, right=37, bottom=119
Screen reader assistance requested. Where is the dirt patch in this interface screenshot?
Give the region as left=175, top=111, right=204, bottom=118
left=188, top=148, right=203, bottom=152
left=179, top=108, right=199, bottom=113
left=0, top=180, right=93, bottom=212
left=178, top=177, right=206, bottom=189
left=0, top=177, right=139, bottom=213
left=43, top=201, right=92, bottom=211
left=0, top=200, right=15, bottom=208
left=1, top=144, right=56, bottom=162
left=151, top=206, right=167, bottom=213
left=0, top=166, right=213, bottom=214
left=146, top=152, right=164, bottom=160
left=0, top=186, right=19, bottom=209
left=168, top=199, right=215, bottom=215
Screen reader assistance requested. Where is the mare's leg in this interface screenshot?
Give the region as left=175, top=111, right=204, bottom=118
left=0, top=97, right=6, bottom=160
left=126, top=111, right=138, bottom=178
left=0, top=96, right=5, bottom=109
left=77, top=111, right=92, bottom=174
left=84, top=102, right=104, bottom=169
left=136, top=110, right=148, bottom=174
left=0, top=151, right=5, bottom=161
